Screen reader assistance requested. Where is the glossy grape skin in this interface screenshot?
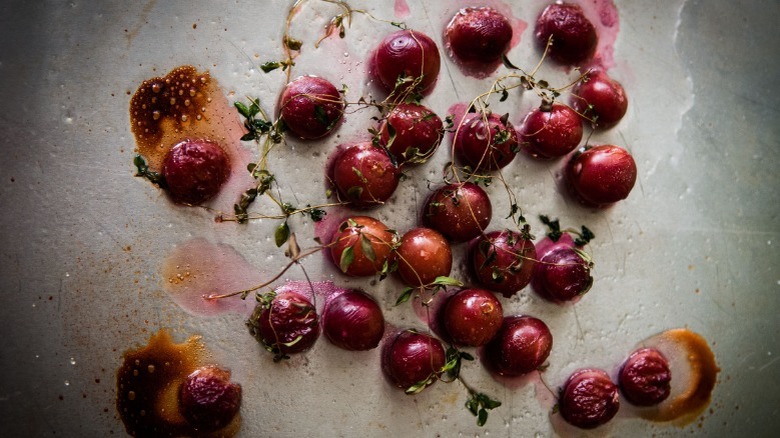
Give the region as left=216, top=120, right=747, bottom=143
left=278, top=75, right=344, bottom=140
left=441, top=288, right=503, bottom=347
left=329, top=216, right=397, bottom=277
left=247, top=291, right=320, bottom=357
left=534, top=3, right=597, bottom=66
left=161, top=139, right=230, bottom=205
left=332, top=142, right=400, bottom=208
left=446, top=7, right=513, bottom=64
left=482, top=315, right=552, bottom=377
left=518, top=103, right=583, bottom=159
left=572, top=70, right=628, bottom=129
left=619, top=348, right=672, bottom=406
left=322, top=290, right=385, bottom=351
left=471, top=230, right=537, bottom=298
left=532, top=237, right=593, bottom=303
left=382, top=329, right=446, bottom=391
left=371, top=29, right=441, bottom=96
left=395, top=227, right=453, bottom=287
left=454, top=112, right=519, bottom=171
left=566, top=144, right=638, bottom=207
left=559, top=368, right=620, bottom=429
left=378, top=103, right=443, bottom=166
left=178, top=366, right=241, bottom=432
left=422, top=182, right=492, bottom=243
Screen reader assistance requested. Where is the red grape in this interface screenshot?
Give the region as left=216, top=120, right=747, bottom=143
left=558, top=368, right=620, bottom=429
left=278, top=75, right=344, bottom=140
left=329, top=216, right=397, bottom=277
left=394, top=227, right=453, bottom=287
left=471, top=230, right=537, bottom=298
left=441, top=288, right=503, bottom=347
left=566, top=144, right=638, bottom=207
left=322, top=289, right=385, bottom=351
left=618, top=348, right=672, bottom=406
left=454, top=112, right=518, bottom=171
left=572, top=70, right=628, bottom=129
left=532, top=236, right=593, bottom=303
left=378, top=103, right=443, bottom=166
left=422, top=182, right=492, bottom=243
left=482, top=315, right=552, bottom=377
left=382, top=329, right=446, bottom=392
left=332, top=142, right=400, bottom=208
left=161, top=139, right=230, bottom=205
left=518, top=103, right=583, bottom=159
left=446, top=7, right=513, bottom=64
left=179, top=366, right=241, bottom=432
left=534, top=3, right=597, bottom=66
left=371, top=29, right=441, bottom=97
left=247, top=290, right=320, bottom=359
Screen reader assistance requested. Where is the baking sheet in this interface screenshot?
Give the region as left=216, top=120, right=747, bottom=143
left=1, top=0, right=778, bottom=436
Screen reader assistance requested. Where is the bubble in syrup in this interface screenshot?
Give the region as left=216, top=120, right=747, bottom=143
left=70, top=357, right=76, bottom=365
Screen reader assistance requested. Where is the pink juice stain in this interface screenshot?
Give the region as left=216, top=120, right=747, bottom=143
left=161, top=238, right=262, bottom=317
left=579, top=0, right=621, bottom=71
left=394, top=0, right=410, bottom=20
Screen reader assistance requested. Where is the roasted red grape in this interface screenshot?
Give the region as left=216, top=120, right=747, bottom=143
left=471, top=230, right=536, bottom=298
left=619, top=348, right=672, bottom=406
left=482, top=315, right=552, bottom=377
left=161, top=139, right=230, bottom=205
left=532, top=236, right=593, bottom=303
left=371, top=29, right=441, bottom=97
left=441, top=288, right=503, bottom=347
left=382, top=329, right=446, bottom=392
left=454, top=112, right=518, bottom=171
left=246, top=290, right=319, bottom=359
left=534, top=3, right=597, bottom=66
left=278, top=75, right=344, bottom=139
left=422, top=182, right=492, bottom=243
left=329, top=216, right=397, bottom=277
left=518, top=103, right=583, bottom=159
left=446, top=7, right=513, bottom=64
left=558, top=368, right=620, bottom=429
left=322, top=289, right=385, bottom=351
left=394, top=227, right=453, bottom=287
left=378, top=103, right=443, bottom=165
left=179, top=366, right=242, bottom=432
left=566, top=144, right=637, bottom=207
left=332, top=142, right=400, bottom=208
left=572, top=70, right=628, bottom=129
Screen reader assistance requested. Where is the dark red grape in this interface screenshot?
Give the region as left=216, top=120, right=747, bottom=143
left=471, top=230, right=536, bottom=298
left=394, top=227, right=453, bottom=287
left=619, top=348, right=672, bottom=406
left=322, top=289, right=385, bottom=351
left=454, top=112, right=518, bottom=171
left=278, top=75, right=344, bottom=140
left=446, top=7, right=513, bottom=64
left=382, top=329, right=446, bottom=392
left=329, top=216, right=397, bottom=277
left=161, top=139, right=230, bottom=205
left=378, top=103, right=443, bottom=165
left=441, top=288, right=503, bottom=347
left=482, top=315, right=552, bottom=377
left=559, top=368, right=620, bottom=429
left=566, top=144, right=637, bottom=207
left=532, top=241, right=593, bottom=303
left=332, top=142, right=400, bottom=208
left=179, top=366, right=241, bottom=432
left=371, top=29, right=441, bottom=97
left=518, top=103, right=583, bottom=159
left=422, top=182, right=492, bottom=243
left=572, top=70, right=628, bottom=129
left=247, top=290, right=319, bottom=359
left=534, top=3, right=597, bottom=66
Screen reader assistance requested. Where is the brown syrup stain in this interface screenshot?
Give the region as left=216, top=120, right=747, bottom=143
left=638, top=328, right=720, bottom=426
left=116, top=329, right=239, bottom=437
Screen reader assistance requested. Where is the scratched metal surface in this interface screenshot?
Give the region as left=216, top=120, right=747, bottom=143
left=0, top=0, right=778, bottom=436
